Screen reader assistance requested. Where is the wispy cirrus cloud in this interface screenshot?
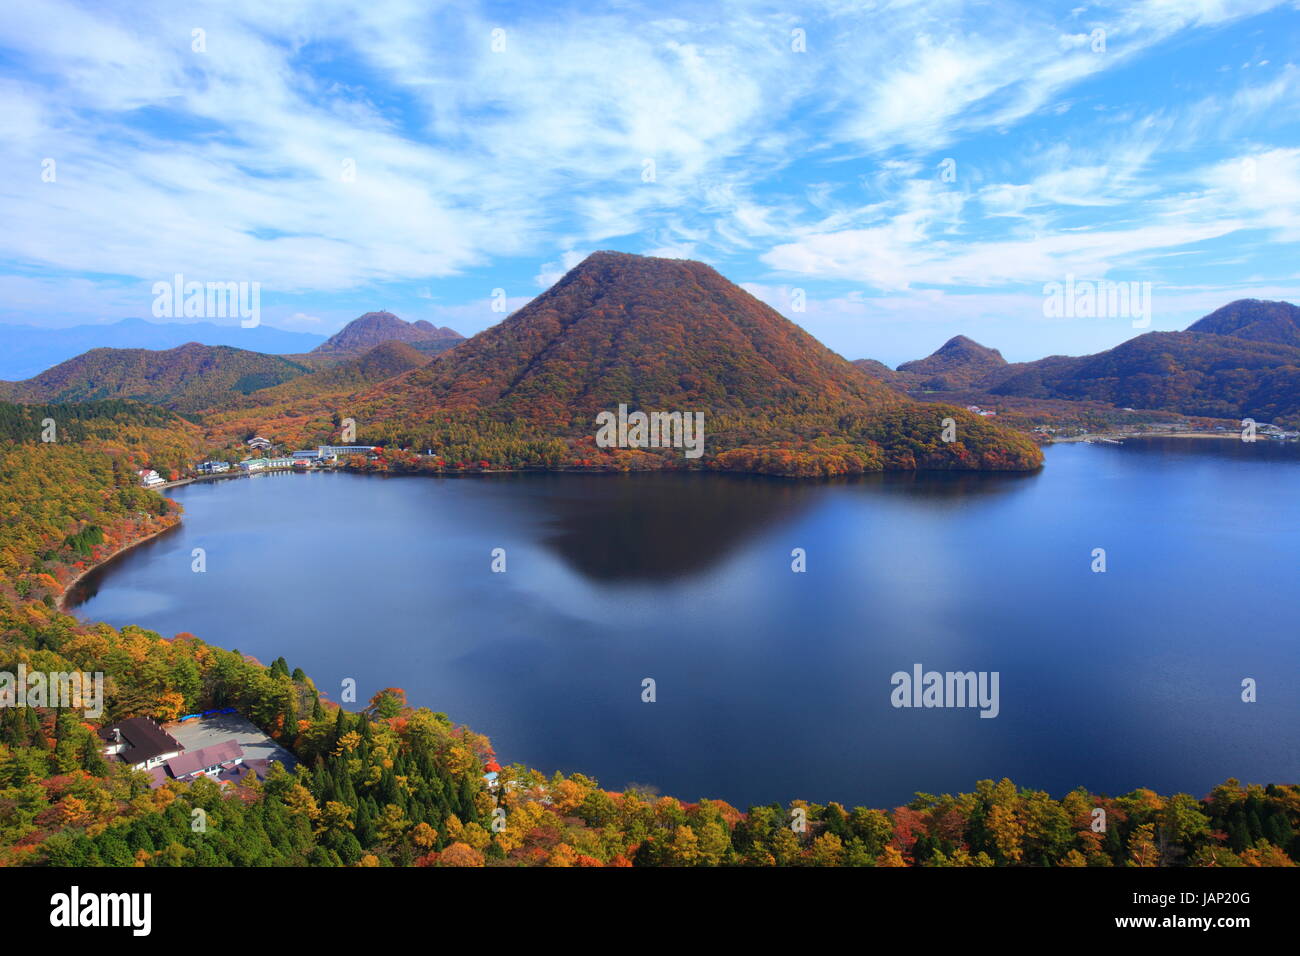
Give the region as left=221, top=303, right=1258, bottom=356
left=0, top=0, right=1296, bottom=359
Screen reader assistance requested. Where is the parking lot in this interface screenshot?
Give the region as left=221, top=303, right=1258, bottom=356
left=166, top=712, right=298, bottom=771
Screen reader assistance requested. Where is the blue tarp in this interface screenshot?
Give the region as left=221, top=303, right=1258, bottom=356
left=177, top=707, right=237, bottom=722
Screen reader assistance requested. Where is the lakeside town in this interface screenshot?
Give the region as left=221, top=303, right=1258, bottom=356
left=131, top=417, right=1300, bottom=490
left=135, top=437, right=385, bottom=488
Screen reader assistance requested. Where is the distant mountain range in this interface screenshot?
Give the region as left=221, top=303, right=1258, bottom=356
left=0, top=312, right=463, bottom=416
left=857, top=299, right=1300, bottom=425
left=10, top=265, right=1297, bottom=469
left=0, top=343, right=313, bottom=414
left=0, top=311, right=466, bottom=381
left=0, top=318, right=327, bottom=381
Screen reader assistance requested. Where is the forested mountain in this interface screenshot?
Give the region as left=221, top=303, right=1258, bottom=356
left=229, top=341, right=432, bottom=408
left=346, top=252, right=1042, bottom=474
left=0, top=317, right=325, bottom=381
left=0, top=343, right=313, bottom=414
left=856, top=299, right=1300, bottom=426
left=895, top=335, right=1009, bottom=389
left=851, top=358, right=898, bottom=381
left=985, top=332, right=1300, bottom=423
left=382, top=252, right=902, bottom=414
left=1187, top=299, right=1300, bottom=348
left=311, top=311, right=463, bottom=357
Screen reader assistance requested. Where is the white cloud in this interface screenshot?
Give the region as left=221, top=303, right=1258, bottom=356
left=0, top=0, right=1294, bottom=334
left=535, top=250, right=591, bottom=289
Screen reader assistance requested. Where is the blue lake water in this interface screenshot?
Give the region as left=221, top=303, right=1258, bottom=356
left=70, top=438, right=1300, bottom=809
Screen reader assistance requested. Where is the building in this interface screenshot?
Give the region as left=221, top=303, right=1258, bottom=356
left=245, top=436, right=273, bottom=450
left=196, top=460, right=230, bottom=474
left=136, top=468, right=165, bottom=488
left=240, top=457, right=295, bottom=471
left=165, top=739, right=244, bottom=782
left=213, top=758, right=275, bottom=787
left=99, top=718, right=184, bottom=771
left=290, top=450, right=319, bottom=460
left=316, top=445, right=378, bottom=458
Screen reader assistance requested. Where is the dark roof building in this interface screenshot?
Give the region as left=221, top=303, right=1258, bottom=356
left=99, top=717, right=184, bottom=770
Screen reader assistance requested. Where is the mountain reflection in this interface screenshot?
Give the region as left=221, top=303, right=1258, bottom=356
left=857, top=468, right=1040, bottom=503
left=524, top=468, right=1037, bottom=581
left=526, top=472, right=819, bottom=581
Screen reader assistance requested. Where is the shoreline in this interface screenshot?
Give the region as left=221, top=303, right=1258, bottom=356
left=1048, top=430, right=1252, bottom=444
left=158, top=470, right=248, bottom=490
left=58, top=520, right=182, bottom=613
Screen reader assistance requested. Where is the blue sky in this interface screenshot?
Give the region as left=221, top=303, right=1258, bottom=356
left=0, top=0, right=1298, bottom=364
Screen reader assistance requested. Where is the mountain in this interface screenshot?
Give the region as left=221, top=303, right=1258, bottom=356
left=386, top=253, right=903, bottom=416
left=0, top=343, right=313, bottom=414
left=852, top=358, right=899, bottom=381
left=987, top=330, right=1300, bottom=423
left=895, top=335, right=1008, bottom=389
left=850, top=336, right=1007, bottom=390
left=1186, top=299, right=1300, bottom=348
left=347, top=252, right=1042, bottom=474
left=847, top=300, right=1300, bottom=426
left=311, top=311, right=463, bottom=357
left=230, top=341, right=433, bottom=408
left=0, top=318, right=325, bottom=380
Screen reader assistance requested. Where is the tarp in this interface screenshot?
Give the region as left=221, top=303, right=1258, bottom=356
left=177, top=706, right=237, bottom=722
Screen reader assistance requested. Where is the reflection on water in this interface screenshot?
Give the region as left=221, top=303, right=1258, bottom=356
left=532, top=473, right=820, bottom=581
left=527, top=470, right=1041, bottom=582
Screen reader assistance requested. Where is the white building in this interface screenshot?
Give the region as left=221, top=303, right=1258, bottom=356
left=316, top=444, right=377, bottom=458
left=100, top=718, right=184, bottom=771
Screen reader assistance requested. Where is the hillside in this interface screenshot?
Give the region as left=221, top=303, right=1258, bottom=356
left=852, top=300, right=1300, bottom=428
left=1187, top=299, right=1300, bottom=348
left=851, top=358, right=900, bottom=382
left=344, top=252, right=1042, bottom=474
left=229, top=340, right=432, bottom=409
left=896, top=335, right=1008, bottom=389
left=986, top=331, right=1300, bottom=423
left=0, top=343, right=312, bottom=414
left=312, top=311, right=464, bottom=357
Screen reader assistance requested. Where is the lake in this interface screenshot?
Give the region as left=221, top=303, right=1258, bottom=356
left=69, top=438, right=1300, bottom=810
